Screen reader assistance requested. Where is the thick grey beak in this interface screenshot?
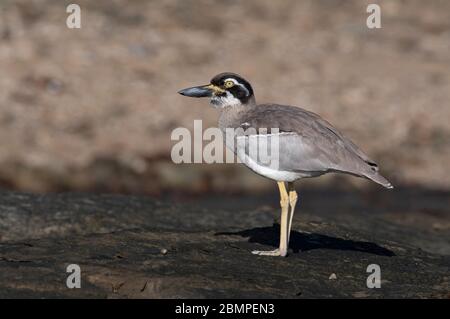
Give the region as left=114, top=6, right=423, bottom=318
left=178, top=85, right=212, bottom=98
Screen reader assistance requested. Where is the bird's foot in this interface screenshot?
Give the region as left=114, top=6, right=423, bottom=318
left=251, top=248, right=287, bottom=257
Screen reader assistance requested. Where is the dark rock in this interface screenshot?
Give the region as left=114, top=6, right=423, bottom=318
left=0, top=191, right=448, bottom=298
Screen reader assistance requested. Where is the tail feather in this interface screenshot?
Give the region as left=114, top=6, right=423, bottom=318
left=364, top=172, right=393, bottom=189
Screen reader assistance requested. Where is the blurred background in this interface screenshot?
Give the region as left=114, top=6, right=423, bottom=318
left=0, top=0, right=449, bottom=197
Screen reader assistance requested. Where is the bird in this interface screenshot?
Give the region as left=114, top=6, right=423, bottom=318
left=178, top=72, right=393, bottom=257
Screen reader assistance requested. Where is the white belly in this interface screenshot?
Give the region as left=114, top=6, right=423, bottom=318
left=238, top=152, right=304, bottom=182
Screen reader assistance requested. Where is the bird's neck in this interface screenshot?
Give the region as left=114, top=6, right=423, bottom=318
left=218, top=97, right=256, bottom=131
left=221, top=95, right=256, bottom=112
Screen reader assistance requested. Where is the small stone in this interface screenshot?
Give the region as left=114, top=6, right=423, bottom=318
left=329, top=273, right=337, bottom=280
left=160, top=248, right=168, bottom=255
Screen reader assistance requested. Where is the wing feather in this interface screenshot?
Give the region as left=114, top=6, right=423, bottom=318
left=238, top=104, right=379, bottom=176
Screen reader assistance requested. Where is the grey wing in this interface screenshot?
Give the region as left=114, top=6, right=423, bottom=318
left=239, top=132, right=369, bottom=175
left=234, top=132, right=327, bottom=173
left=281, top=131, right=392, bottom=188
left=304, top=111, right=379, bottom=169
left=238, top=105, right=392, bottom=187
left=281, top=132, right=374, bottom=175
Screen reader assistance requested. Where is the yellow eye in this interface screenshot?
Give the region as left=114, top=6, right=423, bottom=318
left=224, top=80, right=234, bottom=88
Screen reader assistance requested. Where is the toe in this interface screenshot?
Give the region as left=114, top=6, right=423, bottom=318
left=251, top=249, right=281, bottom=256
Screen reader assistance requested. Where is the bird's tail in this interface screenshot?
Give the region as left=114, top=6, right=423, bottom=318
left=364, top=171, right=394, bottom=189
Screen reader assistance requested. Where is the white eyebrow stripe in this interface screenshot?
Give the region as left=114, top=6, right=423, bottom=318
left=224, top=78, right=250, bottom=97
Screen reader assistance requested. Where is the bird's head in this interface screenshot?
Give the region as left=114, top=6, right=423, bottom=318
left=178, top=72, right=255, bottom=108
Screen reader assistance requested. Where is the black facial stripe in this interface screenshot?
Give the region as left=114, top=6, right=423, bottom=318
left=229, top=86, right=251, bottom=104
left=210, top=73, right=254, bottom=95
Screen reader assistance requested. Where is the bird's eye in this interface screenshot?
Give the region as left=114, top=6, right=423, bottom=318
left=224, top=81, right=234, bottom=88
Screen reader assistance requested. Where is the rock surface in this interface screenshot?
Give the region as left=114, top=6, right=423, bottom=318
left=0, top=190, right=449, bottom=298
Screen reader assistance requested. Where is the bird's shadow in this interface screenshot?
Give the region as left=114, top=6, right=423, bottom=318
left=216, top=224, right=395, bottom=257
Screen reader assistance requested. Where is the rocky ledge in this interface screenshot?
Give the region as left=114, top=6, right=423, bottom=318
left=0, top=191, right=448, bottom=298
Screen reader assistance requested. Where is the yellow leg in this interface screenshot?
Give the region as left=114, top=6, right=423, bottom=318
left=287, top=182, right=298, bottom=244
left=252, top=181, right=289, bottom=257
left=278, top=181, right=289, bottom=256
